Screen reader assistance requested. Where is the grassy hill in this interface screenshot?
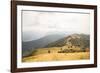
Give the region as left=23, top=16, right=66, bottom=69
left=22, top=34, right=90, bottom=62
left=22, top=34, right=67, bottom=57
left=45, top=34, right=90, bottom=49
left=22, top=46, right=90, bottom=62
left=23, top=52, right=90, bottom=62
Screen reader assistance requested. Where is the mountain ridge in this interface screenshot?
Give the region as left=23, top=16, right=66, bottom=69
left=45, top=34, right=90, bottom=49
left=22, top=33, right=68, bottom=57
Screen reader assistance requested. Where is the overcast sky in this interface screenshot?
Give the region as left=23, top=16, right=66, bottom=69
left=22, top=10, right=90, bottom=41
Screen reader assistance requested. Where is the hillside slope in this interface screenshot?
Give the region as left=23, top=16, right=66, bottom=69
left=22, top=34, right=67, bottom=57
left=45, top=34, right=90, bottom=50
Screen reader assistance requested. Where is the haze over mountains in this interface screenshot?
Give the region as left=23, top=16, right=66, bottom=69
left=22, top=33, right=69, bottom=57
left=22, top=33, right=90, bottom=57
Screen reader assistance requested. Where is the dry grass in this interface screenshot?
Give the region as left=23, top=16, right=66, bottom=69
left=22, top=52, right=90, bottom=62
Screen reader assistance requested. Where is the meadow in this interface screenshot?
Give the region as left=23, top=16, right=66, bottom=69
left=22, top=46, right=90, bottom=62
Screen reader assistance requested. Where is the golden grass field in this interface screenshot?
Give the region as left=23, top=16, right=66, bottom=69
left=22, top=52, right=90, bottom=62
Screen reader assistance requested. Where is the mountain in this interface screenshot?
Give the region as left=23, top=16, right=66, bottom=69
left=45, top=34, right=90, bottom=49
left=22, top=34, right=68, bottom=57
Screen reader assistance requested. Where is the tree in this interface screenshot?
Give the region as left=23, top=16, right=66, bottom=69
left=48, top=50, right=51, bottom=53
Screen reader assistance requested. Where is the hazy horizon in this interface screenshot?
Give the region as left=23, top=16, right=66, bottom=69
left=22, top=10, right=90, bottom=42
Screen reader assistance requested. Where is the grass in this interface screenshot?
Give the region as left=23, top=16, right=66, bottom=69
left=22, top=46, right=90, bottom=62
left=22, top=52, right=90, bottom=62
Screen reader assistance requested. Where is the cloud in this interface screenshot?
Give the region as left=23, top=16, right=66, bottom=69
left=22, top=10, right=90, bottom=41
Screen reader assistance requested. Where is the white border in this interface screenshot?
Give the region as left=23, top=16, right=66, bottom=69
left=17, top=5, right=94, bottom=68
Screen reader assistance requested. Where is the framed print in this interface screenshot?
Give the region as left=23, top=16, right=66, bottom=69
left=11, top=1, right=97, bottom=73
